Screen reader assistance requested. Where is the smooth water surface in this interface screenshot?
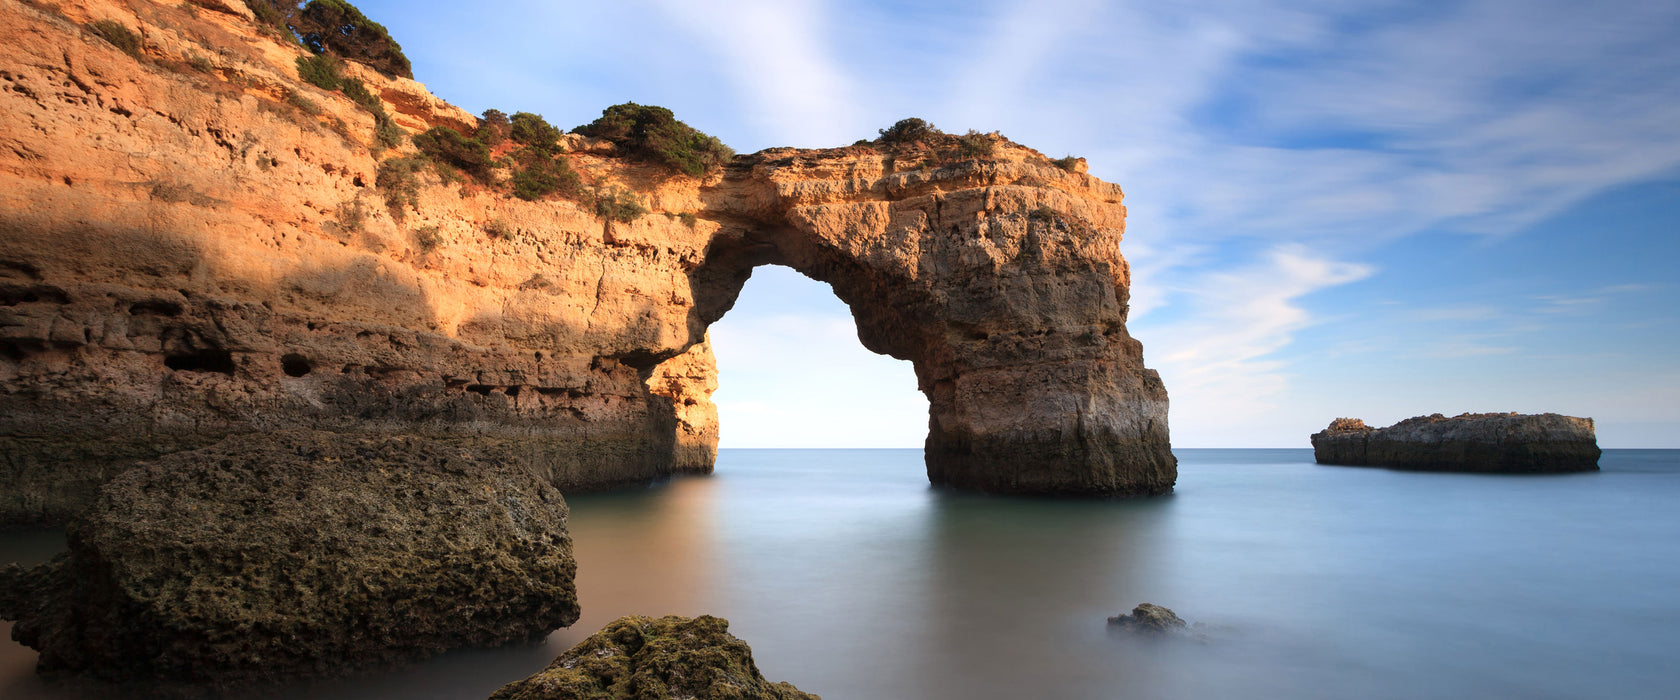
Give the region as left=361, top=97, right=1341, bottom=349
left=3, top=449, right=1678, bottom=698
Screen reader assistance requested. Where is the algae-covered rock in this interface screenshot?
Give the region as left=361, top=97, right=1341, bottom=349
left=0, top=430, right=579, bottom=686
left=1107, top=603, right=1188, bottom=636
left=491, top=615, right=818, bottom=700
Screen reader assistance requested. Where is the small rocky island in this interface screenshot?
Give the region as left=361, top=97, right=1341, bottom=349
left=1311, top=413, right=1601, bottom=473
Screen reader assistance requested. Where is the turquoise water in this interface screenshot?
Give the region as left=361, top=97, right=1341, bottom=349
left=4, top=449, right=1679, bottom=698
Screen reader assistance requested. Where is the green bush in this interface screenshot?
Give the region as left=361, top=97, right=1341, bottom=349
left=412, top=225, right=442, bottom=253
left=509, top=150, right=583, bottom=202
left=337, top=77, right=383, bottom=114
left=1051, top=155, right=1081, bottom=172
left=592, top=188, right=647, bottom=223
left=87, top=20, right=142, bottom=59
left=877, top=117, right=939, bottom=144
left=574, top=103, right=734, bottom=177
left=947, top=130, right=996, bottom=160
left=376, top=156, right=424, bottom=218
left=510, top=112, right=561, bottom=150
left=483, top=219, right=512, bottom=239
left=414, top=126, right=491, bottom=180
left=294, top=0, right=411, bottom=79
left=477, top=109, right=511, bottom=146
left=250, top=1, right=293, bottom=34
left=373, top=117, right=404, bottom=151
left=296, top=54, right=341, bottom=90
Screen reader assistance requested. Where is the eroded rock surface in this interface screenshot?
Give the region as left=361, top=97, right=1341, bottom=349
left=1107, top=603, right=1188, bottom=636
left=0, top=430, right=580, bottom=686
left=0, top=0, right=1173, bottom=524
left=1312, top=413, right=1601, bottom=473
left=490, top=615, right=818, bottom=700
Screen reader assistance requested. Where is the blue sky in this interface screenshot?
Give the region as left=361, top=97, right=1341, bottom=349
left=355, top=0, right=1680, bottom=447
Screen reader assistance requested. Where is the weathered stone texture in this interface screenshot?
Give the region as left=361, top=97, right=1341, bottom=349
left=0, top=430, right=580, bottom=686
left=1312, top=413, right=1601, bottom=473
left=490, top=615, right=818, bottom=700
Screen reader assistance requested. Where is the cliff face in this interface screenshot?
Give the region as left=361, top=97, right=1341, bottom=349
left=0, top=0, right=1173, bottom=525
left=1312, top=413, right=1601, bottom=473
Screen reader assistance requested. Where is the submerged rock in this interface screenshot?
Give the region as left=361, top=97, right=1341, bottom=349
left=491, top=615, right=818, bottom=700
left=1312, top=412, right=1601, bottom=473
left=0, top=431, right=579, bottom=687
left=1107, top=603, right=1188, bottom=636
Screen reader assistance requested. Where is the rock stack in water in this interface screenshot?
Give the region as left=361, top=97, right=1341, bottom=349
left=0, top=431, right=580, bottom=688
left=1311, top=413, right=1601, bottom=473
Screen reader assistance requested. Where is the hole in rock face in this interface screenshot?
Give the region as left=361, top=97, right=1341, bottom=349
left=128, top=299, right=183, bottom=316
left=164, top=348, right=235, bottom=375
left=281, top=353, right=312, bottom=377
left=466, top=384, right=494, bottom=396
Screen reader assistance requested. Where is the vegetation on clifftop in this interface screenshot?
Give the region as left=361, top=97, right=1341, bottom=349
left=294, top=53, right=403, bottom=151
left=254, top=0, right=413, bottom=78
left=574, top=103, right=735, bottom=177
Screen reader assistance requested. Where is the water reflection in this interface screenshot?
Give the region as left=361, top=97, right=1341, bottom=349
left=912, top=492, right=1174, bottom=700
left=2, top=449, right=1679, bottom=699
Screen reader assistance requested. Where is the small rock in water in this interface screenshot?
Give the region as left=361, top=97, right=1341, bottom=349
left=1107, top=603, right=1189, bottom=636
left=490, top=614, right=818, bottom=699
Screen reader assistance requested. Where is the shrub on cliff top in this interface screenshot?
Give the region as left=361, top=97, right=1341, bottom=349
left=477, top=109, right=512, bottom=146
left=294, top=0, right=412, bottom=79
left=296, top=53, right=341, bottom=90
left=414, top=126, right=492, bottom=181
left=510, top=112, right=562, bottom=151
left=87, top=20, right=143, bottom=59
left=573, top=103, right=734, bottom=177
left=944, top=130, right=996, bottom=161
left=878, top=117, right=940, bottom=144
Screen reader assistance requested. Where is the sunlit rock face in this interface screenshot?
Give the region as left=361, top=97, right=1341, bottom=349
left=0, top=0, right=1173, bottom=525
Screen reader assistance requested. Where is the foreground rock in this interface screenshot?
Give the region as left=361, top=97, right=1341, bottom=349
left=1107, top=603, right=1188, bottom=636
left=1312, top=413, right=1601, bottom=472
left=1, top=0, right=1172, bottom=524
left=0, top=431, right=579, bottom=687
left=491, top=615, right=817, bottom=700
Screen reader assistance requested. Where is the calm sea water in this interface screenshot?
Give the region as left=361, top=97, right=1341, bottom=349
left=3, top=448, right=1678, bottom=699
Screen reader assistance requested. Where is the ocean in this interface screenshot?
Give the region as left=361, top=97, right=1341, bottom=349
left=4, top=448, right=1678, bottom=699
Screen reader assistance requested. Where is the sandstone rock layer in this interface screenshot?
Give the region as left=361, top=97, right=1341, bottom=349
left=1311, top=413, right=1601, bottom=473
left=490, top=615, right=818, bottom=700
left=0, top=0, right=1173, bottom=524
left=0, top=430, right=580, bottom=686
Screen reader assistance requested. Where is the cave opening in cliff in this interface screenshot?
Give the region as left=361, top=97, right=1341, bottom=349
left=707, top=265, right=927, bottom=449
left=163, top=348, right=236, bottom=375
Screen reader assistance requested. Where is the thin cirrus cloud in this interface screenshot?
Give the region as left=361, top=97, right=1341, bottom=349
left=653, top=0, right=1680, bottom=446
left=362, top=0, right=1679, bottom=446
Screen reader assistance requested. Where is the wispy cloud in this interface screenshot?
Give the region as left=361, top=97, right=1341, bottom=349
left=1133, top=245, right=1372, bottom=424
left=644, top=0, right=863, bottom=146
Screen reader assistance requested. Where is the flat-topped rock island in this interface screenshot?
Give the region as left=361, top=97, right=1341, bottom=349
left=1311, top=413, right=1601, bottom=473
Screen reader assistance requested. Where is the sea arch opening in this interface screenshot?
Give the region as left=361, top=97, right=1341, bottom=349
left=706, top=265, right=927, bottom=449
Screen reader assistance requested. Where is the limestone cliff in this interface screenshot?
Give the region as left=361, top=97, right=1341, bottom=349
left=0, top=0, right=1173, bottom=525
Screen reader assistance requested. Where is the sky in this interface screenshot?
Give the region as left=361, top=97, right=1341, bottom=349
left=353, top=0, right=1680, bottom=448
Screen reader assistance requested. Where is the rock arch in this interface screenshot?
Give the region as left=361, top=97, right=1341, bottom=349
left=0, top=2, right=1173, bottom=526
left=671, top=148, right=1176, bottom=496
